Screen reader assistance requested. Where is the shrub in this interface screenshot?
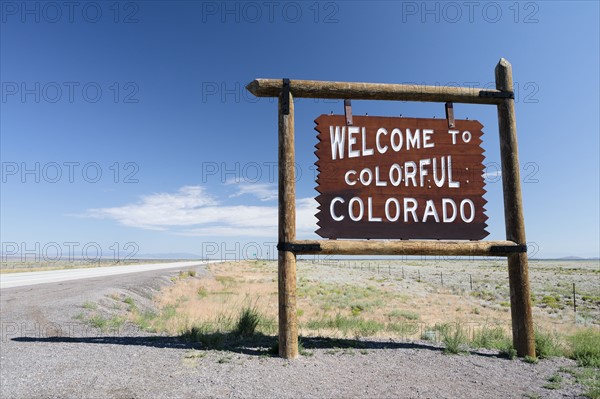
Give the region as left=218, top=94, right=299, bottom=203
left=471, top=325, right=511, bottom=350
left=197, top=286, right=209, bottom=298
left=442, top=322, right=468, bottom=354
left=541, top=295, right=561, bottom=309
left=89, top=314, right=107, bottom=329
left=123, top=296, right=136, bottom=311
left=234, top=307, right=261, bottom=337
left=351, top=305, right=364, bottom=316
left=535, top=329, right=564, bottom=359
left=569, top=328, right=600, bottom=367
left=524, top=355, right=538, bottom=364
left=543, top=374, right=563, bottom=390
left=180, top=324, right=225, bottom=349
left=501, top=346, right=517, bottom=360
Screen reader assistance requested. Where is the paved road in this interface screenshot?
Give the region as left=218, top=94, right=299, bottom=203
left=0, top=261, right=211, bottom=289
left=0, top=261, right=213, bottom=398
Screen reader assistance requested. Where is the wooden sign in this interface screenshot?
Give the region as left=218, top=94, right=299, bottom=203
left=315, top=115, right=488, bottom=240
left=249, top=63, right=536, bottom=359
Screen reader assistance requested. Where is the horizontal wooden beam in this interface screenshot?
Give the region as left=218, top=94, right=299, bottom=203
left=281, top=240, right=525, bottom=257
left=246, top=79, right=512, bottom=105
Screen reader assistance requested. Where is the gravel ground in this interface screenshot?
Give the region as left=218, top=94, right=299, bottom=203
left=0, top=264, right=587, bottom=398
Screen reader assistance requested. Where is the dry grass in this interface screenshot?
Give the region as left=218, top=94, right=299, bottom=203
left=141, top=259, right=599, bottom=341
left=149, top=261, right=278, bottom=335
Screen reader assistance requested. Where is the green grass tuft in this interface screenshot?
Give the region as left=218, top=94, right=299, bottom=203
left=135, top=310, right=158, bottom=332
left=298, top=340, right=313, bottom=357
left=471, top=325, right=510, bottom=349
left=89, top=314, right=107, bottom=329
left=541, top=295, right=562, bottom=309
left=535, top=329, right=564, bottom=359
left=560, top=366, right=600, bottom=399
left=470, top=325, right=516, bottom=358
left=350, top=305, right=364, bottom=316
left=234, top=307, right=261, bottom=337
left=123, top=296, right=136, bottom=311
left=306, top=314, right=385, bottom=337
left=569, top=328, right=600, bottom=367
left=181, top=324, right=226, bottom=349
left=82, top=301, right=97, bottom=310
left=543, top=374, right=563, bottom=390
left=523, top=355, right=538, bottom=364
left=388, top=309, right=420, bottom=321
left=441, top=322, right=468, bottom=354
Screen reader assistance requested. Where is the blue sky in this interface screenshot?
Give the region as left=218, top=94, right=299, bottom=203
left=1, top=1, right=598, bottom=260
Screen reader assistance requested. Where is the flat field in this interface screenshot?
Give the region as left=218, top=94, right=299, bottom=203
left=139, top=258, right=599, bottom=341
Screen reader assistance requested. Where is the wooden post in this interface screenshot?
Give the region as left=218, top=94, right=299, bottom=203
left=247, top=79, right=509, bottom=104
left=496, top=58, right=535, bottom=358
left=287, top=239, right=524, bottom=256
left=278, top=86, right=298, bottom=359
left=573, top=283, right=577, bottom=314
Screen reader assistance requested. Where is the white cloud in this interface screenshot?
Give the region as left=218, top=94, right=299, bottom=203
left=85, top=185, right=318, bottom=237
left=482, top=170, right=502, bottom=180
left=296, top=197, right=320, bottom=233
left=228, top=183, right=277, bottom=202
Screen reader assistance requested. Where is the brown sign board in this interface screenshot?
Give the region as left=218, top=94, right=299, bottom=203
left=315, top=115, right=489, bottom=240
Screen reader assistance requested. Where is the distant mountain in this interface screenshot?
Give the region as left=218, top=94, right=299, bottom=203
left=134, top=253, right=203, bottom=260
left=539, top=256, right=600, bottom=261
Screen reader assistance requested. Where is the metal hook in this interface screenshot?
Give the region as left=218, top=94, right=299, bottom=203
left=445, top=102, right=455, bottom=128
left=281, top=78, right=290, bottom=115
left=344, top=99, right=353, bottom=126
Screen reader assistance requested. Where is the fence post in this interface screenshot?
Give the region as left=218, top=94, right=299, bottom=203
left=573, top=283, right=577, bottom=314
left=278, top=83, right=298, bottom=359
left=496, top=58, right=535, bottom=358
